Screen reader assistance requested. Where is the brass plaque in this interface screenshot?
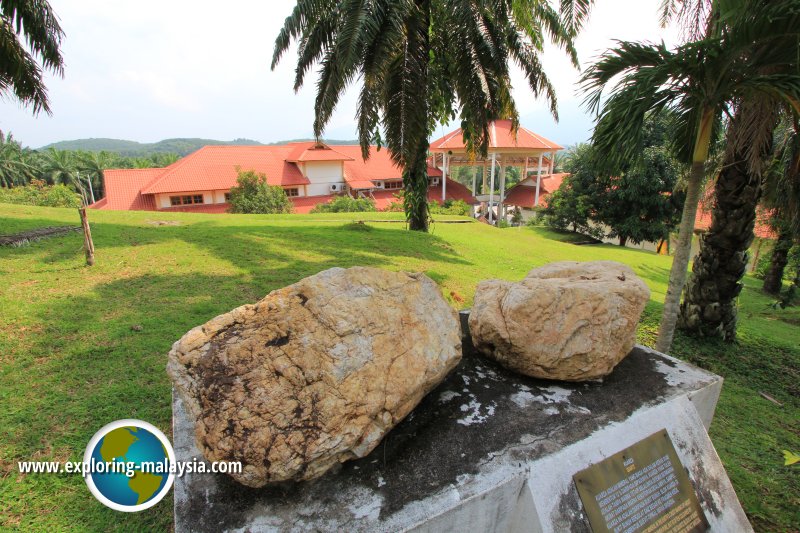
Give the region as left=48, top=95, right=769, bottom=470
left=573, top=429, right=709, bottom=533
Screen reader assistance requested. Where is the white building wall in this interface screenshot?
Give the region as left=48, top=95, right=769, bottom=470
left=303, top=161, right=345, bottom=196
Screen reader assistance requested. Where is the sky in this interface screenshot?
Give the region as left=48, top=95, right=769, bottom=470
left=1, top=0, right=678, bottom=149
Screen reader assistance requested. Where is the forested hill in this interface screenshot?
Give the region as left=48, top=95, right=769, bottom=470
left=39, top=137, right=360, bottom=157
left=39, top=138, right=264, bottom=157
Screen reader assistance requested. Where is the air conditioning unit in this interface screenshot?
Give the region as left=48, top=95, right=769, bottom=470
left=330, top=183, right=342, bottom=192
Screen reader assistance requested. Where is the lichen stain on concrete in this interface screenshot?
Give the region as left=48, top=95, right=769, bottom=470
left=674, top=434, right=723, bottom=519
left=553, top=486, right=592, bottom=532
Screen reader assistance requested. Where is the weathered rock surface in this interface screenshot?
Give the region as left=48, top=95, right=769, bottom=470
left=469, top=261, right=650, bottom=381
left=167, top=267, right=461, bottom=487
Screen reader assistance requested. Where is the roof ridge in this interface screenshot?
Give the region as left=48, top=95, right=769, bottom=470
left=519, top=125, right=562, bottom=150
left=141, top=145, right=215, bottom=194
left=106, top=167, right=167, bottom=173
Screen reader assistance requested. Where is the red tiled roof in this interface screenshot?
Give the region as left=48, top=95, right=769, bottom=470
left=504, top=172, right=569, bottom=208
left=348, top=178, right=377, bottom=190
left=88, top=197, right=107, bottom=209
left=427, top=178, right=478, bottom=205
left=92, top=168, right=163, bottom=210
left=695, top=202, right=776, bottom=239
left=541, top=172, right=568, bottom=193
left=430, top=119, right=563, bottom=152
left=141, top=145, right=309, bottom=194
left=503, top=184, right=538, bottom=208
left=285, top=142, right=354, bottom=162
left=427, top=166, right=443, bottom=177
left=370, top=189, right=402, bottom=211
left=337, top=146, right=403, bottom=183
left=335, top=145, right=441, bottom=188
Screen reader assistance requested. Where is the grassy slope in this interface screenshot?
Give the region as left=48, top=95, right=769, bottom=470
left=0, top=204, right=797, bottom=531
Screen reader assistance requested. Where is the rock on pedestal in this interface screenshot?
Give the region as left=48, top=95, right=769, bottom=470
left=172, top=311, right=751, bottom=532
left=167, top=267, right=461, bottom=487
left=469, top=261, right=650, bottom=381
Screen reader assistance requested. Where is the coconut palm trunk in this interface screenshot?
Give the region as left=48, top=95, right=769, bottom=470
left=763, top=227, right=793, bottom=294
left=679, top=103, right=776, bottom=340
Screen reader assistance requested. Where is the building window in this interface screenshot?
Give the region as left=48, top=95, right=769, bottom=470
left=224, top=193, right=231, bottom=202
left=169, top=195, right=205, bottom=206
left=284, top=188, right=299, bottom=197
left=384, top=180, right=403, bottom=190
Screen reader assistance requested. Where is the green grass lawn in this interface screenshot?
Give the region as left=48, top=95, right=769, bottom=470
left=1, top=203, right=797, bottom=531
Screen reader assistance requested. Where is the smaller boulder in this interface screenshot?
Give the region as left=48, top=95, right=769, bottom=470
left=469, top=261, right=650, bottom=381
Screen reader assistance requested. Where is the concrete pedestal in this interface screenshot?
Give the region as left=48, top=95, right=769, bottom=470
left=173, top=312, right=751, bottom=532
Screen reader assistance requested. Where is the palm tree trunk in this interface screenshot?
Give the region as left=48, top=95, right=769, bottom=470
left=678, top=160, right=760, bottom=339
left=678, top=104, right=775, bottom=341
left=403, top=139, right=430, bottom=231
left=655, top=161, right=705, bottom=353
left=400, top=0, right=430, bottom=232
left=763, top=228, right=793, bottom=294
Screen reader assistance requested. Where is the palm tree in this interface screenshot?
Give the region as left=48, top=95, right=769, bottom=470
left=761, top=118, right=800, bottom=295
left=77, top=151, right=115, bottom=200
left=678, top=9, right=800, bottom=340
left=151, top=152, right=179, bottom=167
left=0, top=0, right=65, bottom=114
left=272, top=0, right=592, bottom=231
left=581, top=0, right=800, bottom=353
left=40, top=148, right=88, bottom=202
left=0, top=131, right=38, bottom=187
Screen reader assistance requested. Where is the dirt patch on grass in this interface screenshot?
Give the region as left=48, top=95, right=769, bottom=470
left=146, top=220, right=182, bottom=226
left=777, top=316, right=800, bottom=326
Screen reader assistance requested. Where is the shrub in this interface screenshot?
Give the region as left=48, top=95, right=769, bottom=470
left=385, top=191, right=405, bottom=212
left=227, top=170, right=293, bottom=214
left=310, top=195, right=376, bottom=213
left=0, top=180, right=82, bottom=208
left=428, top=199, right=472, bottom=216
left=755, top=243, right=800, bottom=281
left=497, top=219, right=510, bottom=228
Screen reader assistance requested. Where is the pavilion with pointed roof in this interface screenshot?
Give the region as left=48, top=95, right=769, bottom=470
left=429, top=119, right=563, bottom=223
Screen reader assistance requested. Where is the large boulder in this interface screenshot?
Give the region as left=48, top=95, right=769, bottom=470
left=167, top=267, right=461, bottom=487
left=469, top=261, right=650, bottom=381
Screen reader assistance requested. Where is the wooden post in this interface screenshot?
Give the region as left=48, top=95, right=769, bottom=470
left=750, top=238, right=762, bottom=273
left=79, top=207, right=95, bottom=266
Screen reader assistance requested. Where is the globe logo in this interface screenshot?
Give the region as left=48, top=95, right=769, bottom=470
left=83, top=419, right=175, bottom=512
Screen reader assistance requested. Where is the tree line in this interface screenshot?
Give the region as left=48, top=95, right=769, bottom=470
left=0, top=131, right=179, bottom=203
